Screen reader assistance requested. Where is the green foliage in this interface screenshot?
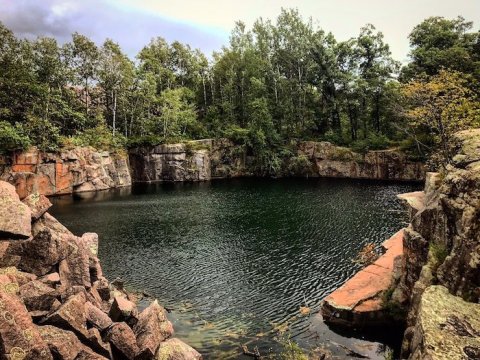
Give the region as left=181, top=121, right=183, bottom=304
left=64, top=124, right=126, bottom=151
left=0, top=121, right=31, bottom=154
left=24, top=116, right=60, bottom=152
left=126, top=135, right=164, bottom=149
left=0, top=13, right=478, bottom=159
left=223, top=125, right=250, bottom=144
left=350, top=133, right=391, bottom=154
left=381, top=287, right=407, bottom=323
left=429, top=242, right=448, bottom=265
left=400, top=16, right=480, bottom=83
left=401, top=70, right=480, bottom=166
left=184, top=141, right=211, bottom=156
left=287, top=154, right=312, bottom=176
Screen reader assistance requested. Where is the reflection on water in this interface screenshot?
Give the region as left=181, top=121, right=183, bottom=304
left=50, top=178, right=420, bottom=359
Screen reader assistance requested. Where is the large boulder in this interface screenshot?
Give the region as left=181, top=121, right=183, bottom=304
left=17, top=228, right=70, bottom=276
left=0, top=181, right=31, bottom=239
left=22, top=193, right=52, bottom=220
left=134, top=300, right=174, bottom=359
left=408, top=286, right=480, bottom=359
left=38, top=325, right=108, bottom=360
left=109, top=295, right=138, bottom=326
left=104, top=322, right=139, bottom=360
left=19, top=280, right=58, bottom=312
left=58, top=235, right=92, bottom=289
left=85, top=301, right=112, bottom=332
left=155, top=338, right=202, bottom=360
left=0, top=291, right=52, bottom=359
left=42, top=292, right=89, bottom=342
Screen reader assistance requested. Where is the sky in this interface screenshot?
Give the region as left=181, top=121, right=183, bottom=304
left=1, top=0, right=479, bottom=62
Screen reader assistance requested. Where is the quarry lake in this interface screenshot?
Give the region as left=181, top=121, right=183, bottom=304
left=50, top=178, right=420, bottom=359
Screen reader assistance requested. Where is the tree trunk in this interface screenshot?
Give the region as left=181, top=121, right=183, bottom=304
left=112, top=90, right=117, bottom=137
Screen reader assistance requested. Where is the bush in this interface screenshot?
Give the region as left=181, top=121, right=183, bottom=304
left=429, top=242, right=448, bottom=265
left=0, top=121, right=31, bottom=154
left=65, top=124, right=126, bottom=151
left=24, top=116, right=60, bottom=152
left=223, top=125, right=250, bottom=145
left=350, top=133, right=391, bottom=154
left=287, top=154, right=312, bottom=176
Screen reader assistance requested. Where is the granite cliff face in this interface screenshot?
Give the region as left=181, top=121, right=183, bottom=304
left=0, top=180, right=201, bottom=360
left=394, top=130, right=480, bottom=358
left=129, top=139, right=425, bottom=182
left=321, top=129, right=480, bottom=359
left=0, top=147, right=131, bottom=198
left=0, top=140, right=424, bottom=196
left=296, top=141, right=425, bottom=181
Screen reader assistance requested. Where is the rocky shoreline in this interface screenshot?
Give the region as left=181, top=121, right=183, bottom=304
left=321, top=129, right=480, bottom=359
left=0, top=180, right=201, bottom=360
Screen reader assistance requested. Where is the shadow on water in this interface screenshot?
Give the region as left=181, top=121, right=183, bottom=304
left=49, top=177, right=421, bottom=359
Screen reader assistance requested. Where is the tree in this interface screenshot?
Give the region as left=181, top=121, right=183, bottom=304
left=66, top=33, right=100, bottom=119
left=401, top=17, right=480, bottom=83
left=147, top=87, right=198, bottom=140
left=402, top=70, right=480, bottom=165
left=98, top=39, right=134, bottom=136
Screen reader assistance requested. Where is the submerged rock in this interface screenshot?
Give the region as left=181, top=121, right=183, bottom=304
left=155, top=338, right=202, bottom=360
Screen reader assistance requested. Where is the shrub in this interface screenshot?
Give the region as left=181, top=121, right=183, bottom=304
left=24, top=116, right=60, bottom=152
left=353, top=243, right=379, bottom=266
left=65, top=124, right=127, bottom=151
left=287, top=154, right=312, bottom=176
left=223, top=125, right=250, bottom=145
left=0, top=121, right=31, bottom=154
left=350, top=133, right=391, bottom=154
left=429, top=242, right=448, bottom=265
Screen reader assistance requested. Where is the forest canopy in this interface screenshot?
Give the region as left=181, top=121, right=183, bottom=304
left=0, top=10, right=479, bottom=167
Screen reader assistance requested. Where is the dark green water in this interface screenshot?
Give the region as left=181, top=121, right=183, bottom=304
left=50, top=178, right=419, bottom=359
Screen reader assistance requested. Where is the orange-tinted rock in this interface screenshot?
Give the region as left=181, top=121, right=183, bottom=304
left=109, top=295, right=138, bottom=324
left=42, top=292, right=89, bottom=342
left=58, top=234, right=91, bottom=289
left=1, top=147, right=131, bottom=197
left=39, top=272, right=60, bottom=287
left=19, top=280, right=58, bottom=312
left=134, top=300, right=174, bottom=359
left=0, top=181, right=32, bottom=239
left=104, top=322, right=139, bottom=360
left=12, top=164, right=36, bottom=172
left=0, top=292, right=52, bottom=360
left=38, top=325, right=108, bottom=360
left=321, top=229, right=405, bottom=327
left=18, top=228, right=70, bottom=276
left=85, top=301, right=112, bottom=331
left=86, top=327, right=112, bottom=358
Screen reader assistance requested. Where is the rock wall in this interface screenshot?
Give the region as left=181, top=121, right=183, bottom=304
left=129, top=139, right=425, bottom=183
left=296, top=141, right=425, bottom=181
left=391, top=129, right=480, bottom=358
left=0, top=180, right=201, bottom=360
left=0, top=147, right=131, bottom=198
left=320, top=129, right=480, bottom=359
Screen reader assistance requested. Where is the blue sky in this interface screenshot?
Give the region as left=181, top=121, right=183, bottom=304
left=1, top=0, right=479, bottom=61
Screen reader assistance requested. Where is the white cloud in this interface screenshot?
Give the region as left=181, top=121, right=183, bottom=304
left=114, top=0, right=480, bottom=61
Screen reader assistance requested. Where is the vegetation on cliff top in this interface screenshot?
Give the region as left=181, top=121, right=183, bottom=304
left=0, top=11, right=479, bottom=167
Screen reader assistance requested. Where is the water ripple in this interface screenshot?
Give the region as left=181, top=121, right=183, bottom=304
left=50, top=178, right=420, bottom=358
